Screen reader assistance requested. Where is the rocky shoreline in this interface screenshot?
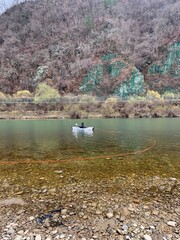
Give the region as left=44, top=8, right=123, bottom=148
left=0, top=176, right=179, bottom=240
left=0, top=111, right=179, bottom=120
left=0, top=99, right=179, bottom=120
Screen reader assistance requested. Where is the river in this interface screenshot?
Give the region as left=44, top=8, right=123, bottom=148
left=0, top=118, right=179, bottom=187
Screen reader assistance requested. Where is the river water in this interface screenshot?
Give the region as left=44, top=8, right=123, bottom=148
left=0, top=118, right=179, bottom=187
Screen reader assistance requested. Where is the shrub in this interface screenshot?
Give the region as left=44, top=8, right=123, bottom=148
left=78, top=95, right=98, bottom=112
left=162, top=91, right=175, bottom=100
left=101, top=104, right=116, bottom=117
left=62, top=94, right=79, bottom=103
left=105, top=96, right=118, bottom=105
left=128, top=96, right=146, bottom=104
left=0, top=91, right=7, bottom=99
left=152, top=106, right=166, bottom=117
left=174, top=93, right=180, bottom=99
left=128, top=96, right=138, bottom=104
left=124, top=102, right=135, bottom=116
left=167, top=106, right=179, bottom=117
left=64, top=104, right=85, bottom=118
left=13, top=90, right=32, bottom=98
left=101, top=97, right=118, bottom=117
left=146, top=90, right=161, bottom=100
left=79, top=94, right=97, bottom=104
left=34, top=83, right=60, bottom=103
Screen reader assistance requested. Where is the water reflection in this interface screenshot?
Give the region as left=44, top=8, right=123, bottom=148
left=72, top=130, right=94, bottom=138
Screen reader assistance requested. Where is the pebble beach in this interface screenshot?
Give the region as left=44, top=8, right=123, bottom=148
left=0, top=175, right=179, bottom=240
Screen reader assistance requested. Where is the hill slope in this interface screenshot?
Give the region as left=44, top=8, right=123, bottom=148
left=0, top=0, right=179, bottom=96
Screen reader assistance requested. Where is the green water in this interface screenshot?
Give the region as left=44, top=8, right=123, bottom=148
left=0, top=119, right=179, bottom=188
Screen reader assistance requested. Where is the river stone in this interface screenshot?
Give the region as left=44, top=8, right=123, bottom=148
left=96, top=210, right=102, bottom=215
left=35, top=235, right=42, bottom=240
left=0, top=198, right=26, bottom=206
left=60, top=234, right=66, bottom=239
left=29, top=216, right=35, bottom=221
left=143, top=235, right=152, bottom=240
left=152, top=210, right=159, bottom=215
left=14, top=236, right=23, bottom=240
left=61, top=209, right=67, bottom=215
left=122, top=224, right=128, bottom=231
left=121, top=207, right=131, bottom=218
left=6, top=227, right=15, bottom=235
left=167, top=221, right=177, bottom=227
left=175, top=207, right=180, bottom=214
left=51, top=230, right=58, bottom=235
left=106, top=212, right=113, bottom=218
left=169, top=177, right=176, bottom=181
left=54, top=170, right=63, bottom=174
left=17, top=230, right=24, bottom=235
left=118, top=237, right=124, bottom=240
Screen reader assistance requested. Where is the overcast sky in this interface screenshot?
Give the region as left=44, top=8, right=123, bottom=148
left=0, top=0, right=24, bottom=14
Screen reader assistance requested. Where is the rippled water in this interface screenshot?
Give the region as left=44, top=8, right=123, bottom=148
left=0, top=118, right=179, bottom=186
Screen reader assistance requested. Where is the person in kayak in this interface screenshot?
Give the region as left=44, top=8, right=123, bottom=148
left=79, top=122, right=85, bottom=128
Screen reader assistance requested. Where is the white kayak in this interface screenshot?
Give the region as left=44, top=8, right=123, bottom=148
left=72, top=126, right=94, bottom=132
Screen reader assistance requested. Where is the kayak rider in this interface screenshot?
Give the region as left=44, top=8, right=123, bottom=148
left=79, top=122, right=85, bottom=128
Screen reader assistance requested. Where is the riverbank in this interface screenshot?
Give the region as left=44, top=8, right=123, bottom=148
left=0, top=99, right=179, bottom=119
left=0, top=175, right=179, bottom=240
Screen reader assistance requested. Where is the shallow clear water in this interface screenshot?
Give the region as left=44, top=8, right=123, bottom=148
left=0, top=118, right=179, bottom=186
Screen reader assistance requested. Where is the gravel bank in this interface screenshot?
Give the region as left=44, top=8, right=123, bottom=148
left=0, top=176, right=179, bottom=240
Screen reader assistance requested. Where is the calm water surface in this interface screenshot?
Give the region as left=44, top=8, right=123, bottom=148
left=0, top=118, right=179, bottom=187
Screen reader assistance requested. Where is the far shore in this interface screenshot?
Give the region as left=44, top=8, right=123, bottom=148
left=0, top=99, right=179, bottom=120
left=0, top=112, right=180, bottom=120
left=0, top=110, right=180, bottom=120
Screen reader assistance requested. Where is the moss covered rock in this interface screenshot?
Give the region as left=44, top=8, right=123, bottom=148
left=80, top=53, right=144, bottom=98
left=147, top=42, right=180, bottom=93
left=149, top=42, right=180, bottom=77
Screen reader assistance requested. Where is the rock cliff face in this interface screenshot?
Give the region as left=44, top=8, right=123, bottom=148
left=80, top=53, right=144, bottom=98
left=0, top=0, right=179, bottom=97
left=147, top=42, right=180, bottom=93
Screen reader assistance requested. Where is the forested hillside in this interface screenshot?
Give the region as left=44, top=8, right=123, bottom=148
left=0, top=0, right=179, bottom=97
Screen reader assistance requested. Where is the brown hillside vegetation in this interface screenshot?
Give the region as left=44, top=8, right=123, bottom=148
left=0, top=0, right=179, bottom=95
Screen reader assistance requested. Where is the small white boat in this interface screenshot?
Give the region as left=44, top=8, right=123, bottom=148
left=72, top=126, right=94, bottom=132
